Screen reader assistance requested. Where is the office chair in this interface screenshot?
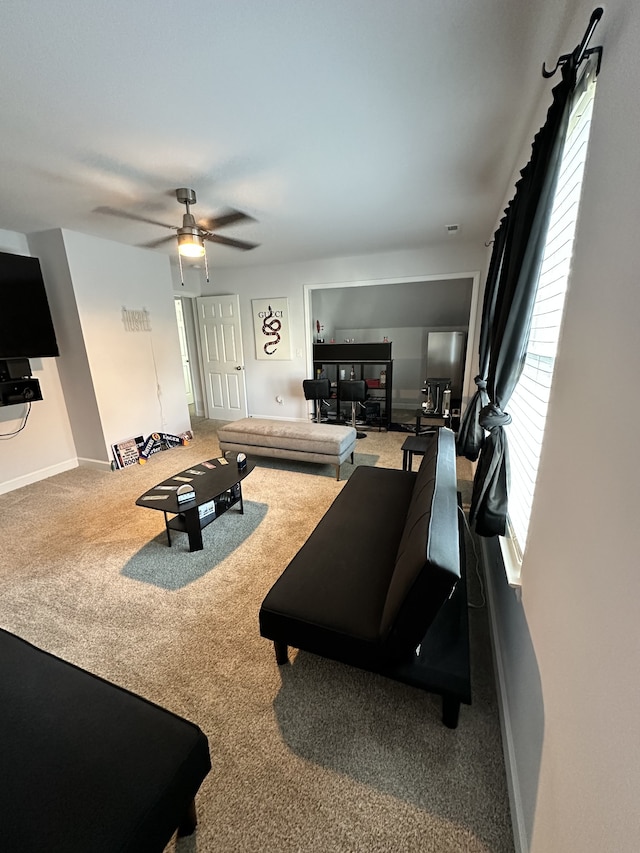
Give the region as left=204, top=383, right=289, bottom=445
left=303, top=378, right=331, bottom=423
left=339, top=380, right=367, bottom=439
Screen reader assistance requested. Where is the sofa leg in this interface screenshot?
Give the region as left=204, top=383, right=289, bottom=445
left=442, top=695, right=460, bottom=729
left=177, top=798, right=197, bottom=837
left=274, top=641, right=289, bottom=665
left=335, top=463, right=340, bottom=481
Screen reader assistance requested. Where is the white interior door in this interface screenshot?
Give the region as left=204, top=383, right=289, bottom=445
left=196, top=294, right=248, bottom=421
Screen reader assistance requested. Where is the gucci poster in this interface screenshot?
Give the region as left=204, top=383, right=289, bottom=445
left=252, top=298, right=292, bottom=360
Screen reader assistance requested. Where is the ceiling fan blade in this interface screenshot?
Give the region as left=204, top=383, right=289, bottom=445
left=93, top=206, right=176, bottom=230
left=140, top=235, right=176, bottom=249
left=198, top=209, right=256, bottom=231
left=206, top=234, right=259, bottom=251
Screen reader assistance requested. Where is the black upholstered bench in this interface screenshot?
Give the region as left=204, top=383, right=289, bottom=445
left=0, top=628, right=211, bottom=852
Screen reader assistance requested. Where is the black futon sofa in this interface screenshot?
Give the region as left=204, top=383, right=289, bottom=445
left=259, top=427, right=470, bottom=727
left=0, top=628, right=211, bottom=852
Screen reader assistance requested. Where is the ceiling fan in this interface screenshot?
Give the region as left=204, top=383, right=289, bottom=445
left=94, top=187, right=259, bottom=257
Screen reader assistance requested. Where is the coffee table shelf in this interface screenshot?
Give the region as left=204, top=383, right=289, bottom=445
left=165, top=484, right=240, bottom=535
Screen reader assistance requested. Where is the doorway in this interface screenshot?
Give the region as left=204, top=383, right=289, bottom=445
left=304, top=273, right=480, bottom=425
left=174, top=298, right=194, bottom=406
left=174, top=296, right=205, bottom=417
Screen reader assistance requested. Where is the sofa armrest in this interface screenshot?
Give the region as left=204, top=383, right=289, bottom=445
left=382, top=428, right=460, bottom=660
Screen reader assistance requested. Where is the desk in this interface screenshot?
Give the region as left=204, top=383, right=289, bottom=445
left=136, top=453, right=255, bottom=552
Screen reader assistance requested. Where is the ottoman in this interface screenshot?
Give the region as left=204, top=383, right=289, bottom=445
left=217, top=417, right=357, bottom=480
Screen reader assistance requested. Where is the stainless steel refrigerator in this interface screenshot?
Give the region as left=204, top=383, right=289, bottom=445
left=423, top=331, right=467, bottom=405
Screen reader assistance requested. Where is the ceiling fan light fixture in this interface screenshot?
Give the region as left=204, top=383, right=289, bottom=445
left=177, top=227, right=205, bottom=258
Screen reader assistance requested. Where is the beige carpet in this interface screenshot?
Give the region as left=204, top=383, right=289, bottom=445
left=0, top=420, right=513, bottom=852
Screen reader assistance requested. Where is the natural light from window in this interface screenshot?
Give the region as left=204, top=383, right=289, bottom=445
left=503, top=62, right=597, bottom=576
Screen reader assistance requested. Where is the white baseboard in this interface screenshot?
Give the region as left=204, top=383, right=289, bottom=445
left=77, top=457, right=112, bottom=472
left=0, top=454, right=114, bottom=495
left=480, top=538, right=529, bottom=853
left=0, top=457, right=79, bottom=496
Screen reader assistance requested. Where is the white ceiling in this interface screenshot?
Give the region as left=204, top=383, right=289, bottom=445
left=0, top=0, right=581, bottom=269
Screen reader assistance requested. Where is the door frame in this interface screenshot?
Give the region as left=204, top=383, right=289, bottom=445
left=302, top=271, right=482, bottom=410
left=174, top=295, right=205, bottom=416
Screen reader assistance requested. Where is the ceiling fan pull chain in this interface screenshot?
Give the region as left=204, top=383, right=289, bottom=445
left=178, top=250, right=185, bottom=287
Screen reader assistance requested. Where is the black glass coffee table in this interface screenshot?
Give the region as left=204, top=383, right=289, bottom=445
left=136, top=452, right=255, bottom=552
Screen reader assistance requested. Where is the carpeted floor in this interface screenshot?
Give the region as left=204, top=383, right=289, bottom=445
left=0, top=420, right=513, bottom=852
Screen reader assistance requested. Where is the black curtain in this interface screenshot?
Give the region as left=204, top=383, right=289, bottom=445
left=469, top=59, right=577, bottom=537
left=457, top=215, right=508, bottom=461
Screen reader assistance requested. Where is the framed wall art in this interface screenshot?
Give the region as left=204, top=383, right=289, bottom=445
left=252, top=297, right=292, bottom=360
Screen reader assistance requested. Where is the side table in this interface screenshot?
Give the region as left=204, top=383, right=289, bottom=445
left=401, top=434, right=435, bottom=471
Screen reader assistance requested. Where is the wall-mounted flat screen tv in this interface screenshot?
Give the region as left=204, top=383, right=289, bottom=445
left=0, top=250, right=59, bottom=359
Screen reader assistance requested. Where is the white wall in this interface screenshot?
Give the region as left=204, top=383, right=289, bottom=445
left=484, top=2, right=640, bottom=851
left=206, top=242, right=484, bottom=420
left=0, top=230, right=77, bottom=494
left=0, top=228, right=191, bottom=492
left=28, top=229, right=106, bottom=465
left=59, top=230, right=191, bottom=453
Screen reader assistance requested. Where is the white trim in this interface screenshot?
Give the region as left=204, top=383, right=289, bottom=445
left=481, top=537, right=528, bottom=853
left=0, top=457, right=79, bottom=495
left=176, top=293, right=205, bottom=416
left=499, top=527, right=523, bottom=588
left=78, top=457, right=113, bottom=472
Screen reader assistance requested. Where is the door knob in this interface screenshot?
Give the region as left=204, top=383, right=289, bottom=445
left=235, top=365, right=243, bottom=370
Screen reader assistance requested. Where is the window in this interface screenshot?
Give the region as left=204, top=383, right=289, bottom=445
left=502, top=61, right=597, bottom=577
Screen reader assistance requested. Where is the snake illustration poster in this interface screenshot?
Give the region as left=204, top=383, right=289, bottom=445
left=252, top=298, right=292, bottom=360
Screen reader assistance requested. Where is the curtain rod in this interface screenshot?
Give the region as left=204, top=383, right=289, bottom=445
left=542, top=7, right=603, bottom=78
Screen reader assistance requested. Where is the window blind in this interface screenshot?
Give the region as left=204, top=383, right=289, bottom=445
left=506, top=65, right=597, bottom=558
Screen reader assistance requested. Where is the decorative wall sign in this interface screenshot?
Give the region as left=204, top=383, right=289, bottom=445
left=252, top=298, right=291, bottom=360
left=121, top=306, right=151, bottom=332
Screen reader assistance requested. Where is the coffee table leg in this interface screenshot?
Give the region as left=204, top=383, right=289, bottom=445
left=183, top=508, right=204, bottom=552
left=238, top=482, right=244, bottom=514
